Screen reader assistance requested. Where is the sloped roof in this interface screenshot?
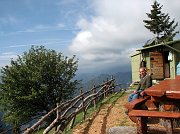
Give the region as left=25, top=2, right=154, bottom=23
left=136, top=40, right=180, bottom=53
left=130, top=52, right=141, bottom=57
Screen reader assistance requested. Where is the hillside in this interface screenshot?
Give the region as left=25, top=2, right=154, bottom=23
left=72, top=92, right=136, bottom=134
left=0, top=71, right=132, bottom=133
left=72, top=92, right=180, bottom=134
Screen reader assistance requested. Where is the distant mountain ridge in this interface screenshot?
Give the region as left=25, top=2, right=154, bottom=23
left=0, top=71, right=132, bottom=132
left=76, top=71, right=132, bottom=92
left=0, top=70, right=132, bottom=92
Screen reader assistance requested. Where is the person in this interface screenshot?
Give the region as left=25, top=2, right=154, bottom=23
left=128, top=67, right=152, bottom=102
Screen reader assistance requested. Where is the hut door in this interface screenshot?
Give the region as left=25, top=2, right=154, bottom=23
left=150, top=52, right=164, bottom=79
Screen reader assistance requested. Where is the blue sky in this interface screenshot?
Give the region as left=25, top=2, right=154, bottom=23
left=0, top=0, right=180, bottom=74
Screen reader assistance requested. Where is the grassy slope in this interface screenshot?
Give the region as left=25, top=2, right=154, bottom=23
left=34, top=91, right=128, bottom=134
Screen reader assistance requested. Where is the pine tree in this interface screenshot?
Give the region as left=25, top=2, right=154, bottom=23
left=143, top=0, right=178, bottom=47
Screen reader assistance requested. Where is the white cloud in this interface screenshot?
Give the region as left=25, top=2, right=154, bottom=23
left=19, top=24, right=65, bottom=33
left=6, top=44, right=29, bottom=48
left=0, top=23, right=76, bottom=36
left=0, top=52, right=17, bottom=68
left=69, top=0, right=180, bottom=73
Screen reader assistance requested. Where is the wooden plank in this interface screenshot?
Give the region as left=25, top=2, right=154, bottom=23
left=124, top=96, right=151, bottom=123
left=129, top=110, right=178, bottom=134
left=145, top=76, right=180, bottom=98
left=145, top=89, right=165, bottom=97
left=128, top=110, right=180, bottom=119
left=124, top=96, right=150, bottom=110
left=166, top=91, right=180, bottom=99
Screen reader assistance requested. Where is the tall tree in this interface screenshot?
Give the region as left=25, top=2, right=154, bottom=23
left=143, top=0, right=179, bottom=46
left=0, top=46, right=79, bottom=133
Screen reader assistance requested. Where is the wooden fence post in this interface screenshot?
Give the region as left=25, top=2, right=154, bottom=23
left=69, top=115, right=76, bottom=129
left=111, top=76, right=114, bottom=93
left=103, top=81, right=106, bottom=98
left=106, top=78, right=109, bottom=96
left=56, top=103, right=59, bottom=131
left=24, top=78, right=118, bottom=134
left=80, top=90, right=86, bottom=121
left=93, top=85, right=96, bottom=109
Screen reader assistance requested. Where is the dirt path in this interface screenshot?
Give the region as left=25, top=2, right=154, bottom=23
left=72, top=93, right=135, bottom=134
left=72, top=92, right=180, bottom=134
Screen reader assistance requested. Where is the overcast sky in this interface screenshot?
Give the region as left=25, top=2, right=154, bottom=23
left=0, top=0, right=180, bottom=74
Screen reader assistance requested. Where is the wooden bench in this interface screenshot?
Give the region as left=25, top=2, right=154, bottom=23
left=124, top=96, right=151, bottom=111
left=128, top=110, right=180, bottom=134
left=124, top=96, right=151, bottom=122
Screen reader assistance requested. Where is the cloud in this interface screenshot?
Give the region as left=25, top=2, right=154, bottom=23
left=0, top=23, right=78, bottom=36
left=15, top=24, right=66, bottom=33
left=5, top=44, right=29, bottom=48
left=0, top=52, right=17, bottom=68
left=69, top=0, right=180, bottom=73
left=69, top=1, right=148, bottom=73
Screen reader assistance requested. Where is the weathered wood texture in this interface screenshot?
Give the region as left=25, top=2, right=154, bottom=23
left=124, top=96, right=150, bottom=123
left=24, top=77, right=117, bottom=134
left=145, top=76, right=180, bottom=128
left=128, top=110, right=180, bottom=119
left=129, top=110, right=180, bottom=134
left=145, top=76, right=180, bottom=99
left=150, top=52, right=164, bottom=79
left=124, top=96, right=150, bottom=111
left=125, top=76, right=180, bottom=134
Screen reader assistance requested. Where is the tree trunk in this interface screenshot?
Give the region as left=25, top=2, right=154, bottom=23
left=13, top=126, right=20, bottom=134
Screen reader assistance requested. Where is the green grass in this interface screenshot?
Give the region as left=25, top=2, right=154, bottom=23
left=102, top=92, right=126, bottom=105
left=34, top=129, right=44, bottom=134
left=63, top=92, right=126, bottom=134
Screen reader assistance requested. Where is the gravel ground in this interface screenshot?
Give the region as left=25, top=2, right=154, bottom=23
left=107, top=126, right=136, bottom=134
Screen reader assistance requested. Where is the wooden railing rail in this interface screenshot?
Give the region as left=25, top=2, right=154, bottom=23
left=24, top=77, right=118, bottom=134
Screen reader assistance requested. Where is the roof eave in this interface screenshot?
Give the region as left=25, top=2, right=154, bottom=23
left=136, top=39, right=180, bottom=52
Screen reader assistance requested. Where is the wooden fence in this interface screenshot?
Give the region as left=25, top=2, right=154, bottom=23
left=24, top=77, right=118, bottom=134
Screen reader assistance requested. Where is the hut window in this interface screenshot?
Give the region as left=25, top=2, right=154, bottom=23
left=168, top=51, right=173, bottom=61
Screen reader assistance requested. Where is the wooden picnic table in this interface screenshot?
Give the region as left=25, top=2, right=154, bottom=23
left=126, top=76, right=180, bottom=134
left=145, top=76, right=180, bottom=100
left=145, top=76, right=180, bottom=129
